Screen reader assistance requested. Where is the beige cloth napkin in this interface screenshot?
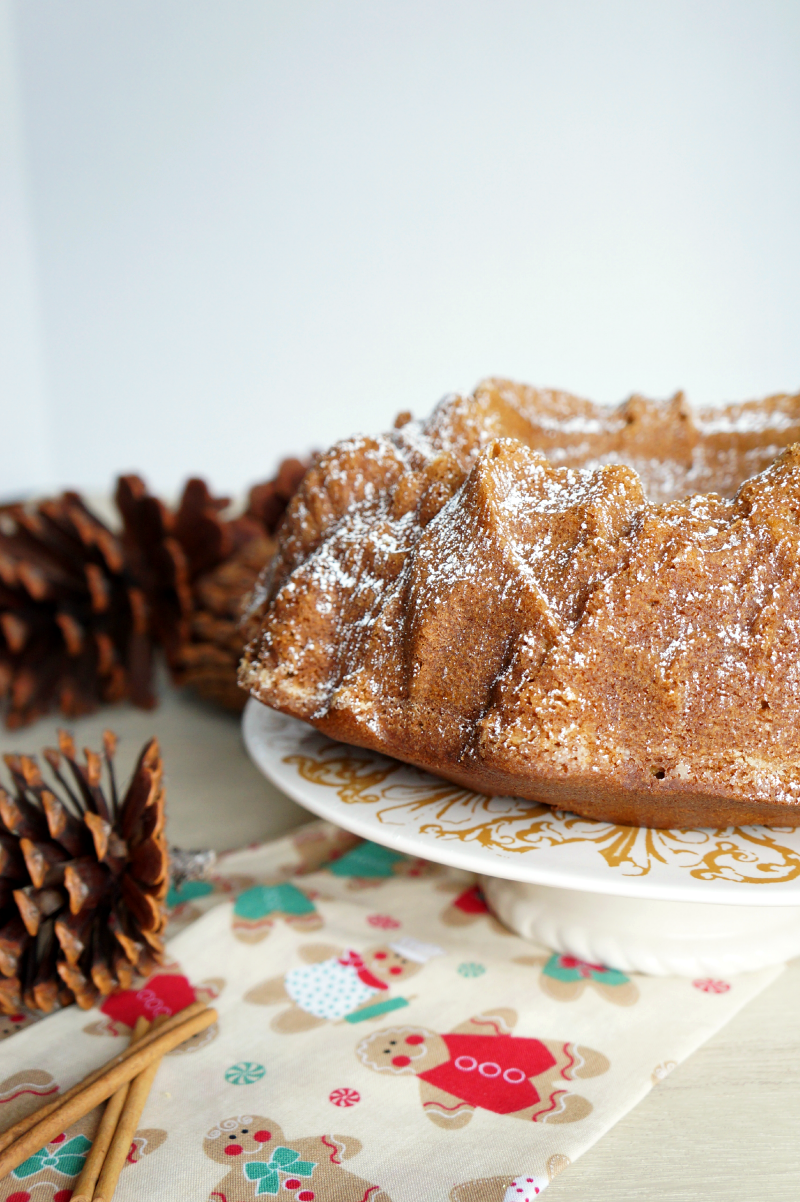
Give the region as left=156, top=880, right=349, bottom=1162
left=0, top=821, right=783, bottom=1202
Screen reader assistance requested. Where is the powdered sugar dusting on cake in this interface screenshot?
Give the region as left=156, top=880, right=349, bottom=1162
left=240, top=383, right=800, bottom=826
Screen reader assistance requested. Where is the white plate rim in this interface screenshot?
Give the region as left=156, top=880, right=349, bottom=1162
left=243, top=698, right=800, bottom=907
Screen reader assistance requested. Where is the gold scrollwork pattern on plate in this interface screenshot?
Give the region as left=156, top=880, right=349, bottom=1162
left=283, top=740, right=800, bottom=885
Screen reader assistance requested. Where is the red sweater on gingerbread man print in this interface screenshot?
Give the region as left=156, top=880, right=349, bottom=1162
left=418, top=1034, right=557, bottom=1114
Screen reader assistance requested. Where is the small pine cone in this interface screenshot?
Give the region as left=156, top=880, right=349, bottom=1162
left=0, top=495, right=156, bottom=729
left=0, top=730, right=168, bottom=1015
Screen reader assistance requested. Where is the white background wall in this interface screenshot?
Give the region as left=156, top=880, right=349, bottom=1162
left=2, top=0, right=799, bottom=501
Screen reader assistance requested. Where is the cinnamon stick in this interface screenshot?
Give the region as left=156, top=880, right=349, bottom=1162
left=0, top=1005, right=217, bottom=1178
left=0, top=1000, right=208, bottom=1154
left=93, top=1016, right=168, bottom=1202
left=69, top=1016, right=150, bottom=1202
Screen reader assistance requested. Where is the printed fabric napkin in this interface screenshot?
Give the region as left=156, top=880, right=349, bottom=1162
left=0, top=820, right=784, bottom=1202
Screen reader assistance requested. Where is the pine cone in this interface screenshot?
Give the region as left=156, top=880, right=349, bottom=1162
left=114, top=475, right=194, bottom=674
left=172, top=460, right=310, bottom=711
left=0, top=495, right=156, bottom=729
left=1, top=459, right=310, bottom=728
left=0, top=730, right=168, bottom=1015
left=115, top=475, right=273, bottom=704
left=245, top=458, right=309, bottom=535
left=177, top=531, right=277, bottom=710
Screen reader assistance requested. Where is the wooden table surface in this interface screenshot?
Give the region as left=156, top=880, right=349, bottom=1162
left=3, top=684, right=798, bottom=1201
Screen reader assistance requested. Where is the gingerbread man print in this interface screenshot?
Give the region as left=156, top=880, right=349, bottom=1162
left=289, top=823, right=361, bottom=874
left=232, top=882, right=323, bottom=943
left=438, top=884, right=509, bottom=935
left=0, top=1070, right=60, bottom=1130
left=513, top=953, right=640, bottom=1006
left=84, top=970, right=223, bottom=1051
left=244, top=937, right=444, bottom=1033
left=0, top=1094, right=167, bottom=1202
left=450, top=1175, right=547, bottom=1201
left=356, top=1009, right=609, bottom=1128
left=0, top=1012, right=35, bottom=1042
left=167, top=871, right=255, bottom=932
left=323, top=841, right=440, bottom=890
left=203, top=1114, right=392, bottom=1201
left=449, top=1157, right=570, bottom=1202
left=0, top=1122, right=96, bottom=1202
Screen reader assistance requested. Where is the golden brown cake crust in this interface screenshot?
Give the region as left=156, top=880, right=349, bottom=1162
left=240, top=382, right=800, bottom=828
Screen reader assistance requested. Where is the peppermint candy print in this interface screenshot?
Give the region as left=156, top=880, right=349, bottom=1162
left=225, top=1062, right=266, bottom=1084
left=457, top=962, right=486, bottom=978
left=693, top=979, right=731, bottom=994
left=329, top=1087, right=361, bottom=1107
left=367, top=914, right=401, bottom=930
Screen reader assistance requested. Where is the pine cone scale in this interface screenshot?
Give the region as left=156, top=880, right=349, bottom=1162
left=129, top=835, right=167, bottom=886
left=1, top=780, right=50, bottom=841
left=19, top=837, right=69, bottom=889
left=54, top=910, right=91, bottom=966
left=0, top=612, right=28, bottom=653
left=56, top=736, right=111, bottom=822
left=0, top=880, right=19, bottom=914
left=57, top=961, right=97, bottom=1010
left=83, top=812, right=113, bottom=863
left=0, top=976, right=21, bottom=1010
left=120, top=875, right=162, bottom=932
left=0, top=831, right=26, bottom=878
left=119, top=745, right=160, bottom=840
left=64, top=858, right=112, bottom=915
left=109, top=910, right=142, bottom=964
left=41, top=790, right=92, bottom=858
left=14, top=884, right=64, bottom=935
left=0, top=916, right=28, bottom=974
left=91, top=956, right=116, bottom=996
left=33, top=975, right=60, bottom=1013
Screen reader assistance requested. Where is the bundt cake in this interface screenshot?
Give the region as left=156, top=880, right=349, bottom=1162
left=240, top=380, right=800, bottom=829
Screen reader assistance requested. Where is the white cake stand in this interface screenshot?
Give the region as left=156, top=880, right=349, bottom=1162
left=243, top=700, right=800, bottom=977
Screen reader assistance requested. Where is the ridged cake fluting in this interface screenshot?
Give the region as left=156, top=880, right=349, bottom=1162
left=240, top=380, right=800, bottom=828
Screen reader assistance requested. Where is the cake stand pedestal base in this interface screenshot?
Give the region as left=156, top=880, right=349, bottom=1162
left=482, top=877, right=800, bottom=977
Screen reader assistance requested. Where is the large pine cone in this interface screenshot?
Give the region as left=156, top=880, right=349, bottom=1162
left=0, top=496, right=155, bottom=729
left=1, top=458, right=309, bottom=728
